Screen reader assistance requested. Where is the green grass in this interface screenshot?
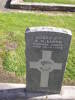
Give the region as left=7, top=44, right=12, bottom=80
left=0, top=12, right=75, bottom=84
left=24, top=0, right=75, bottom=4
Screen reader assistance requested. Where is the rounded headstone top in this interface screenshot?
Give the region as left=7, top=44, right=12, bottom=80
left=26, top=27, right=72, bottom=35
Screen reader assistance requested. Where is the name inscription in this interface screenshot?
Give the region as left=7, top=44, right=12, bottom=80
left=32, top=36, right=63, bottom=50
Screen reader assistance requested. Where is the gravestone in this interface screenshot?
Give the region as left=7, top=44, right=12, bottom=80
left=25, top=27, right=72, bottom=94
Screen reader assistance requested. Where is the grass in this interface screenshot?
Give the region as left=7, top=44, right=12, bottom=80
left=0, top=12, right=75, bottom=84
left=24, top=0, right=75, bottom=4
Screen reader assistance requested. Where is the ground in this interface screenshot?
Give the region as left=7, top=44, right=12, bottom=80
left=0, top=12, right=75, bottom=84
left=24, top=0, right=75, bottom=4
left=0, top=0, right=75, bottom=85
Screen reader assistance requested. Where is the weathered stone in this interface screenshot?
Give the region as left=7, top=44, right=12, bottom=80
left=25, top=27, right=72, bottom=93
left=10, top=0, right=75, bottom=12
left=0, top=84, right=75, bottom=100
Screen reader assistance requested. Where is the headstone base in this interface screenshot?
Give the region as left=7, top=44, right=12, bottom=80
left=0, top=83, right=75, bottom=100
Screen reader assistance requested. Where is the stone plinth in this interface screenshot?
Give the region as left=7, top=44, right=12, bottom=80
left=0, top=83, right=75, bottom=100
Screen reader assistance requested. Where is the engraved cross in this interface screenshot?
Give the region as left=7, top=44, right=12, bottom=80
left=30, top=51, right=62, bottom=87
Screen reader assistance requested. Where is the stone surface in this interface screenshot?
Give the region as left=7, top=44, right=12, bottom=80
left=25, top=27, right=72, bottom=93
left=10, top=0, right=75, bottom=12
left=0, top=83, right=75, bottom=100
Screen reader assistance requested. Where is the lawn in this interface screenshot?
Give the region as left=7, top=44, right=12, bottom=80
left=24, top=0, right=75, bottom=4
left=0, top=12, right=75, bottom=84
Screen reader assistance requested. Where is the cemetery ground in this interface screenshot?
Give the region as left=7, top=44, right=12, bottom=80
left=24, top=0, right=75, bottom=4
left=0, top=12, right=75, bottom=85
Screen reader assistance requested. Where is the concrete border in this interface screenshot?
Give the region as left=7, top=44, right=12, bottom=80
left=0, top=83, right=75, bottom=100
left=10, top=0, right=75, bottom=12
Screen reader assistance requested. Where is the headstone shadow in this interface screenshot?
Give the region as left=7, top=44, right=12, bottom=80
left=5, top=0, right=11, bottom=8
left=0, top=88, right=50, bottom=100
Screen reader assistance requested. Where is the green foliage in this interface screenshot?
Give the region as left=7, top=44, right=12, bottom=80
left=3, top=50, right=26, bottom=77
left=24, top=0, right=75, bottom=4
